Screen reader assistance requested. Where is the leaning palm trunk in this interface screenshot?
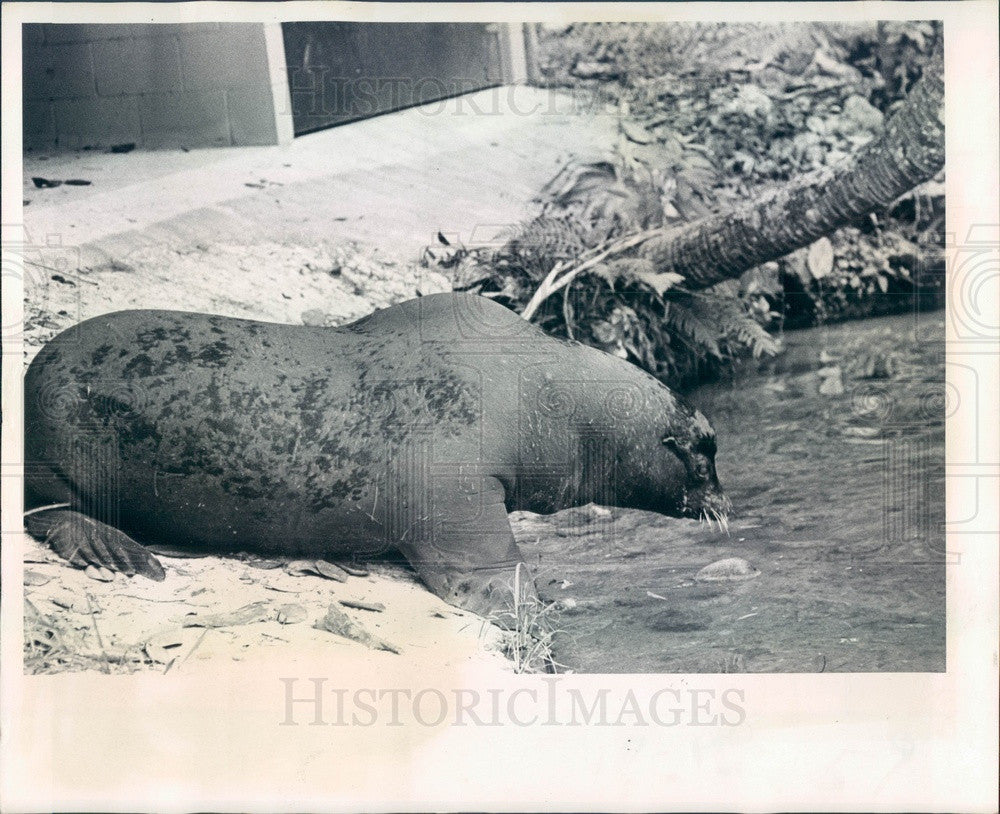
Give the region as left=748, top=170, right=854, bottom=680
left=521, top=45, right=943, bottom=320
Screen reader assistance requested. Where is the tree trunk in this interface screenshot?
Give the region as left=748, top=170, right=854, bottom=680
left=639, top=44, right=944, bottom=290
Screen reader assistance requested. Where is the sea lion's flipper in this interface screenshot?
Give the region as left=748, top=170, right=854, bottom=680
left=396, top=475, right=540, bottom=623
left=24, top=509, right=166, bottom=581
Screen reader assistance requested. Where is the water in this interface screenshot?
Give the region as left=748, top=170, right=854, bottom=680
left=516, top=312, right=946, bottom=673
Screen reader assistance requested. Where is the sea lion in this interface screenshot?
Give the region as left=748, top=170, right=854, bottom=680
left=23, top=292, right=729, bottom=618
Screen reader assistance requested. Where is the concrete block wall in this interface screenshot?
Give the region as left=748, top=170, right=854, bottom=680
left=23, top=23, right=287, bottom=151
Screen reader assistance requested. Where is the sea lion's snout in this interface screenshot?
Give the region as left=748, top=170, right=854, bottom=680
left=683, top=482, right=732, bottom=527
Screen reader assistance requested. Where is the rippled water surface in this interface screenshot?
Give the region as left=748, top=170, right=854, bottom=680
left=516, top=312, right=946, bottom=673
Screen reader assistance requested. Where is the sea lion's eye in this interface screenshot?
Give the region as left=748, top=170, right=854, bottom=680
left=661, top=436, right=679, bottom=450
left=697, top=435, right=717, bottom=458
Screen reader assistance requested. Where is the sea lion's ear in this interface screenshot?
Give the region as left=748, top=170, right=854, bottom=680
left=661, top=436, right=680, bottom=450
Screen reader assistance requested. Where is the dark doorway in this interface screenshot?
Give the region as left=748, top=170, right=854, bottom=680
left=282, top=22, right=506, bottom=136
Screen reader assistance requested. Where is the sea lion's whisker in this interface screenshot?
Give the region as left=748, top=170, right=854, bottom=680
left=711, top=507, right=729, bottom=536
left=701, top=507, right=717, bottom=532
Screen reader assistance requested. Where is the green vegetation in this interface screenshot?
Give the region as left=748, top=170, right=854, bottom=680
left=426, top=22, right=944, bottom=389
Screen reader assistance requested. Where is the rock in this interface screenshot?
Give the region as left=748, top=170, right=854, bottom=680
left=276, top=604, right=308, bottom=624
left=695, top=557, right=760, bottom=582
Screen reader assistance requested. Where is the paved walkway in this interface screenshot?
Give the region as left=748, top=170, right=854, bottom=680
left=23, top=86, right=615, bottom=264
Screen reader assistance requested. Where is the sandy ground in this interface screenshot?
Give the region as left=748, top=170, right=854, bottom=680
left=23, top=534, right=512, bottom=675
left=19, top=86, right=615, bottom=674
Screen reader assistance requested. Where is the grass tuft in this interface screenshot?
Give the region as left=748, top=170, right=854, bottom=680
left=487, top=563, right=571, bottom=674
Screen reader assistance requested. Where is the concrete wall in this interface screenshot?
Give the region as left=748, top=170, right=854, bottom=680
left=497, top=23, right=529, bottom=86
left=23, top=23, right=291, bottom=151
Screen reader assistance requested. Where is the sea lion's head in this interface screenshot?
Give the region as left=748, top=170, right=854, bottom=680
left=617, top=401, right=732, bottom=527
left=660, top=418, right=732, bottom=527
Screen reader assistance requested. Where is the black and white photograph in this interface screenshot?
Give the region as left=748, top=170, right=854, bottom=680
left=1, top=2, right=997, bottom=811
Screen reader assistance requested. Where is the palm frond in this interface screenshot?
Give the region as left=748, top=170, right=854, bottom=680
left=663, top=298, right=722, bottom=359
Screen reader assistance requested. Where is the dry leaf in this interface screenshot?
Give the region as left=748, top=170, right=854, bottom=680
left=338, top=599, right=385, bottom=613
left=807, top=237, right=835, bottom=280
left=183, top=600, right=272, bottom=628
left=314, top=604, right=399, bottom=653
left=313, top=560, right=349, bottom=582
left=621, top=120, right=655, bottom=144
left=633, top=271, right=685, bottom=297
